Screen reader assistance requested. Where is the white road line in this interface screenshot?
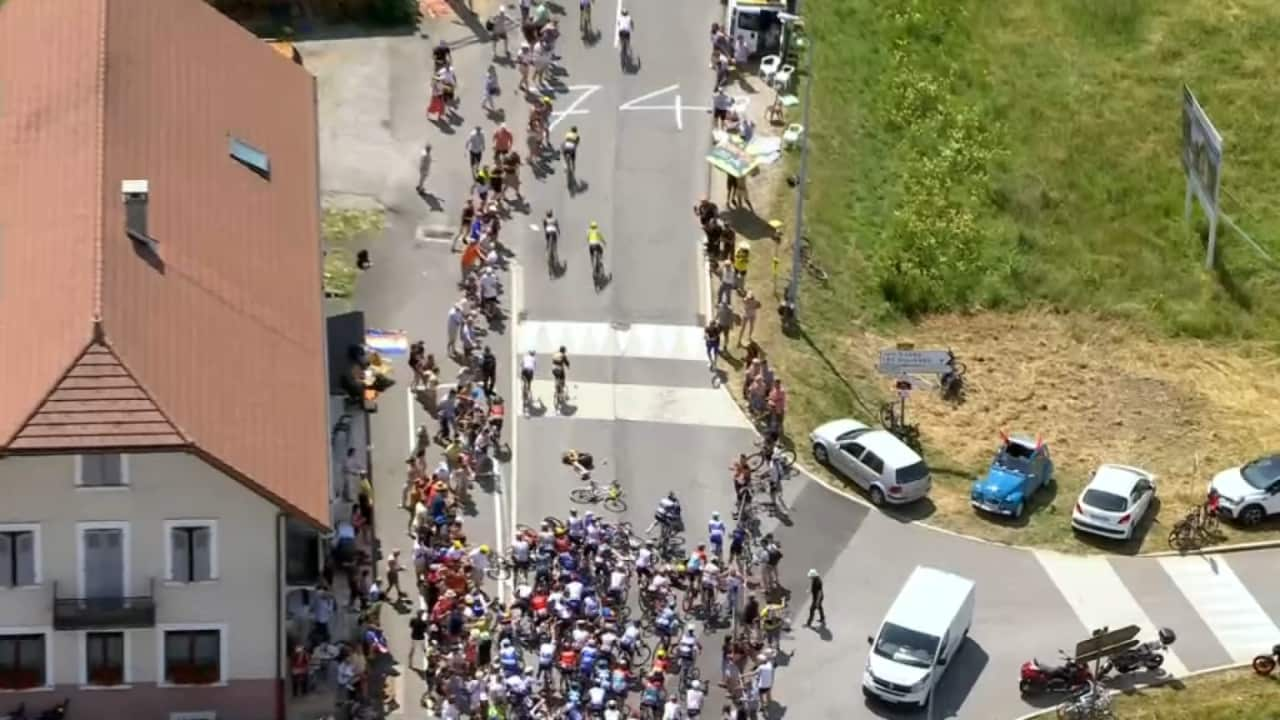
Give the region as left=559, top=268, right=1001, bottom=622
left=530, top=380, right=750, bottom=427
left=509, top=265, right=524, bottom=545
left=549, top=85, right=601, bottom=133
left=620, top=84, right=679, bottom=111
left=675, top=93, right=682, bottom=131
left=518, top=321, right=707, bottom=362
left=697, top=242, right=711, bottom=322
left=1035, top=551, right=1189, bottom=677
left=1158, top=554, right=1280, bottom=663
left=614, top=0, right=623, bottom=48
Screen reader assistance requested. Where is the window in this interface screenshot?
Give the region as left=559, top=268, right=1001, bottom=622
left=0, top=524, right=40, bottom=587
left=229, top=137, right=270, bottom=178
left=0, top=632, right=48, bottom=690
left=77, top=522, right=130, bottom=599
left=162, top=628, right=223, bottom=686
left=861, top=451, right=885, bottom=475
left=77, top=454, right=128, bottom=487
left=165, top=521, right=218, bottom=583
left=84, top=631, right=126, bottom=687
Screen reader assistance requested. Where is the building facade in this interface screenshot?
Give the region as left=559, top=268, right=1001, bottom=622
left=0, top=0, right=330, bottom=718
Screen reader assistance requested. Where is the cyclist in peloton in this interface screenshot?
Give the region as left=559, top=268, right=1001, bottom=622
left=552, top=345, right=570, bottom=399
left=617, top=8, right=634, bottom=56
left=587, top=221, right=605, bottom=274
left=543, top=209, right=559, bottom=258
left=520, top=350, right=536, bottom=406
left=562, top=126, right=580, bottom=175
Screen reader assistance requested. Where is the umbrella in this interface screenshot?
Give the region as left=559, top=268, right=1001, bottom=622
left=706, top=142, right=760, bottom=178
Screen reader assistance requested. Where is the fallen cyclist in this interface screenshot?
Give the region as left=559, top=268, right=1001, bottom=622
left=561, top=448, right=595, bottom=479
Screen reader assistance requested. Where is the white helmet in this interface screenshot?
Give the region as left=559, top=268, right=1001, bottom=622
left=711, top=511, right=720, bottom=521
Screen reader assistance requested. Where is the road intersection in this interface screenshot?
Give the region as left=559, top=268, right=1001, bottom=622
left=304, top=2, right=1280, bottom=717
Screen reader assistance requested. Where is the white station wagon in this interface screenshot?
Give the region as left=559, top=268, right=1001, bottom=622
left=810, top=419, right=932, bottom=506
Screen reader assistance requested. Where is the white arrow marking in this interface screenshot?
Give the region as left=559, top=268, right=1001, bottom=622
left=550, top=85, right=601, bottom=132
left=620, top=84, right=679, bottom=111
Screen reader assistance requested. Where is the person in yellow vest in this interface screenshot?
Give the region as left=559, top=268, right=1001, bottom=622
left=732, top=240, right=750, bottom=293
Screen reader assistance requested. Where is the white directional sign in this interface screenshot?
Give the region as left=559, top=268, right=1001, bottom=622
left=877, top=349, right=953, bottom=376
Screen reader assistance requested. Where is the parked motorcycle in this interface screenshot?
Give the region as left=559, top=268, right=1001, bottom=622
left=1100, top=627, right=1176, bottom=677
left=1252, top=643, right=1280, bottom=675
left=1019, top=653, right=1092, bottom=695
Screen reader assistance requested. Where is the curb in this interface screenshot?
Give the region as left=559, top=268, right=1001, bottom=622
left=1136, top=537, right=1280, bottom=558
left=1009, top=662, right=1250, bottom=720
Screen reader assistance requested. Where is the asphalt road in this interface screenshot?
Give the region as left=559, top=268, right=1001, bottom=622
left=305, top=5, right=1280, bottom=720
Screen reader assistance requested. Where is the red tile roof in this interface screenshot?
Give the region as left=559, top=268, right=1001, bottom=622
left=0, top=0, right=330, bottom=527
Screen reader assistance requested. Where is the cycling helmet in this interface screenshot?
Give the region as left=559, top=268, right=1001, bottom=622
left=590, top=221, right=599, bottom=229
left=667, top=491, right=677, bottom=500
left=585, top=511, right=595, bottom=520
left=807, top=568, right=818, bottom=578
left=685, top=624, right=697, bottom=635
left=711, top=511, right=720, bottom=521
left=570, top=509, right=579, bottom=517
left=691, top=680, right=701, bottom=690
left=656, top=648, right=666, bottom=659
left=541, top=95, right=553, bottom=105
left=480, top=545, right=491, bottom=554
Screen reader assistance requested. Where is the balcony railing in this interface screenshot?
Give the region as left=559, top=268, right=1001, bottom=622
left=52, top=578, right=157, bottom=631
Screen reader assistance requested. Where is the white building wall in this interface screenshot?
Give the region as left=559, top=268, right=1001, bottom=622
left=0, top=451, right=281, bottom=687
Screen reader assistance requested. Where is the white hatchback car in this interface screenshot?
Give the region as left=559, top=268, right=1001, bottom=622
left=1071, top=464, right=1157, bottom=540
left=809, top=419, right=931, bottom=506
left=1208, top=454, right=1280, bottom=526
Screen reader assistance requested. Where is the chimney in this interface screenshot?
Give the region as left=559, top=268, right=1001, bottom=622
left=121, top=179, right=158, bottom=253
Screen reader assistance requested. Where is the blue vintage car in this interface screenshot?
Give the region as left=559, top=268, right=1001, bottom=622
left=970, top=434, right=1054, bottom=519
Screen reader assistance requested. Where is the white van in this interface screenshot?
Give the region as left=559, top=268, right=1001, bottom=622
left=863, top=566, right=975, bottom=708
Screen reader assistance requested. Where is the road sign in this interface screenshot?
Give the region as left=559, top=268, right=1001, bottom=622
left=894, top=378, right=913, bottom=400
left=877, top=349, right=953, bottom=376
left=1074, top=625, right=1142, bottom=664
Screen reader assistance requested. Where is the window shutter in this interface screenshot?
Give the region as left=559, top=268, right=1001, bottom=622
left=15, top=532, right=35, bottom=586
left=171, top=529, right=190, bottom=582
left=82, top=454, right=103, bottom=485
left=0, top=534, right=12, bottom=586
left=102, top=455, right=123, bottom=486
left=192, top=527, right=212, bottom=581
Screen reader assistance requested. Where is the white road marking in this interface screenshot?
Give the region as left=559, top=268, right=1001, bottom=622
left=614, top=0, right=623, bottom=48
left=675, top=93, right=682, bottom=131
left=1158, top=554, right=1280, bottom=663
left=518, top=321, right=707, bottom=362
left=620, top=84, right=679, bottom=111
left=1035, top=551, right=1189, bottom=677
left=697, top=240, right=711, bottom=322
left=549, top=85, right=601, bottom=133
left=509, top=265, right=524, bottom=547
left=529, top=380, right=750, bottom=427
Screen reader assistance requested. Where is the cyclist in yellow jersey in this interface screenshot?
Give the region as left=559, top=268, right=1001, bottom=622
left=587, top=221, right=605, bottom=273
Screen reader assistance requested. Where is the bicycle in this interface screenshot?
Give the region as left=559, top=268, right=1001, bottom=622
left=568, top=477, right=627, bottom=512
left=798, top=238, right=829, bottom=283
left=1167, top=506, right=1220, bottom=552
left=1055, top=680, right=1114, bottom=720
left=745, top=441, right=796, bottom=473
left=589, top=245, right=606, bottom=286
left=579, top=0, right=591, bottom=34
left=554, top=372, right=569, bottom=409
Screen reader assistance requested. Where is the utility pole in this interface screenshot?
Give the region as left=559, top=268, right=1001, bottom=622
left=783, top=25, right=814, bottom=319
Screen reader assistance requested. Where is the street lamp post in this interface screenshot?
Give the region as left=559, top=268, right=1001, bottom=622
left=782, top=23, right=814, bottom=322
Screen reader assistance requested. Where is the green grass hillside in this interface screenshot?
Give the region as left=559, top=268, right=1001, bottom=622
left=802, top=0, right=1280, bottom=338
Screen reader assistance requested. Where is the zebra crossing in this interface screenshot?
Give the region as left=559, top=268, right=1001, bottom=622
left=518, top=319, right=751, bottom=427
left=1035, top=549, right=1280, bottom=672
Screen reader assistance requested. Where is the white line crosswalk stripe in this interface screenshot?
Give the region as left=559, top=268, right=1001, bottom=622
left=1035, top=551, right=1189, bottom=677
left=1158, top=554, right=1280, bottom=664
left=530, top=380, right=750, bottom=428
left=518, top=321, right=706, bottom=363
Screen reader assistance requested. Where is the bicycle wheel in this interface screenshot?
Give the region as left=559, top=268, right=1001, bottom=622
left=603, top=496, right=627, bottom=513
left=487, top=559, right=513, bottom=581
left=806, top=259, right=829, bottom=283
left=745, top=452, right=765, bottom=471
left=631, top=640, right=653, bottom=667
left=777, top=447, right=797, bottom=468
left=569, top=487, right=596, bottom=504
